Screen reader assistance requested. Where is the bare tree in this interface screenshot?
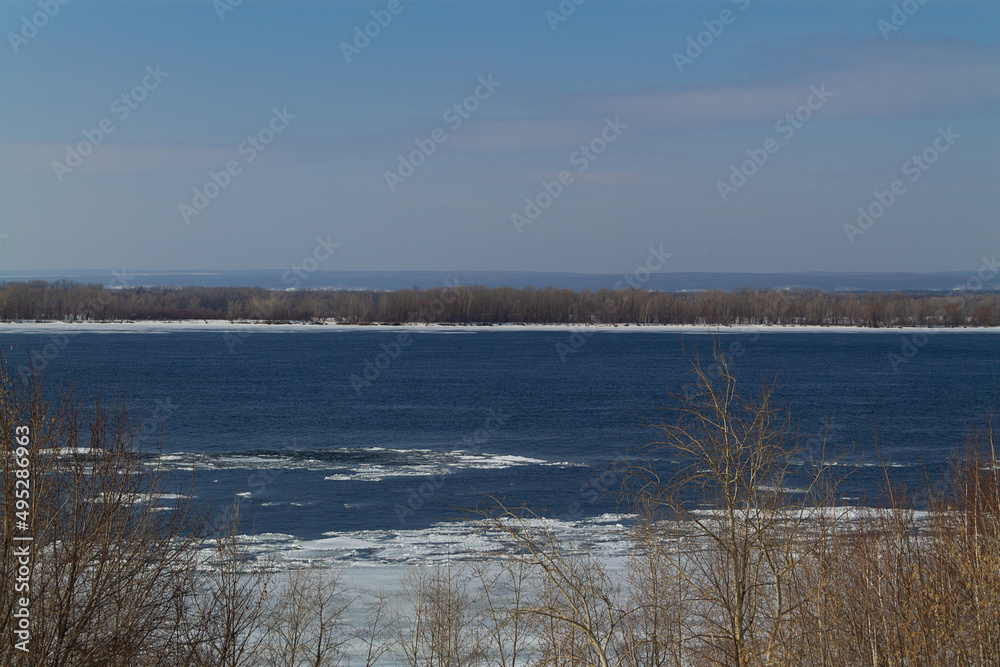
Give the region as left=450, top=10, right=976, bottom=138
left=478, top=504, right=635, bottom=667
left=261, top=567, right=352, bottom=667
left=469, top=557, right=535, bottom=667
left=356, top=587, right=397, bottom=667
left=618, top=528, right=687, bottom=667
left=0, top=363, right=206, bottom=667
left=398, top=562, right=481, bottom=667
left=191, top=504, right=273, bottom=667
left=626, top=343, right=843, bottom=667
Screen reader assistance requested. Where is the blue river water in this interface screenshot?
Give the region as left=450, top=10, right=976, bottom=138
left=2, top=328, right=997, bottom=539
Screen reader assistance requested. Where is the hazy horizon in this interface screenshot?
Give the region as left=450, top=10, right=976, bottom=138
left=2, top=268, right=996, bottom=294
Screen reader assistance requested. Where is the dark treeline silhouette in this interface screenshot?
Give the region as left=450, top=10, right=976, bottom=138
left=2, top=279, right=999, bottom=326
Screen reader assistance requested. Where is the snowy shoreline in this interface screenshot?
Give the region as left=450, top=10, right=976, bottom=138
left=3, top=320, right=1000, bottom=334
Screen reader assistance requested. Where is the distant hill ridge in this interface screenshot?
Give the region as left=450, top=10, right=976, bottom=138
left=0, top=270, right=989, bottom=293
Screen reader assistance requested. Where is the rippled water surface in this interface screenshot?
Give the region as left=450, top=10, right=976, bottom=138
left=4, top=328, right=998, bottom=544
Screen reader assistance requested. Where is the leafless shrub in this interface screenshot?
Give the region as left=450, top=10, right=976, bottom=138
left=189, top=505, right=273, bottom=667
left=0, top=362, right=206, bottom=667
left=478, top=504, right=636, bottom=667
left=261, top=566, right=352, bottom=667
left=398, top=561, right=482, bottom=667
left=624, top=344, right=845, bottom=667
left=618, top=529, right=687, bottom=667
left=357, top=587, right=398, bottom=667
left=469, top=557, right=535, bottom=667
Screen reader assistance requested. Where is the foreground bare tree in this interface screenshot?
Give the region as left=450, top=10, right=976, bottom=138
left=469, top=557, right=534, bottom=667
left=398, top=562, right=481, bottom=667
left=0, top=363, right=206, bottom=667
left=625, top=344, right=845, bottom=666
left=190, top=505, right=274, bottom=667
left=618, top=535, right=687, bottom=667
left=262, top=567, right=352, bottom=667
left=810, top=430, right=1000, bottom=666
left=477, top=503, right=637, bottom=667
left=356, top=587, right=397, bottom=667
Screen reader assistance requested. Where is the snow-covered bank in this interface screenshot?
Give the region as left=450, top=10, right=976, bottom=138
left=4, top=320, right=1000, bottom=334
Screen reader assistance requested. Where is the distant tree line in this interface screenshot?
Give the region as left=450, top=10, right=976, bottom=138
left=1, top=279, right=1000, bottom=327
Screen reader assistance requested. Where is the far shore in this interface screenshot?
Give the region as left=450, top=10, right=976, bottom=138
left=3, top=320, right=1000, bottom=334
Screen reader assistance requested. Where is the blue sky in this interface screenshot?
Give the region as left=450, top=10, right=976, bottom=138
left=0, top=0, right=997, bottom=275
